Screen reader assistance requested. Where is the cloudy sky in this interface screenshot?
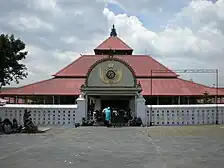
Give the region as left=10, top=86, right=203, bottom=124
left=0, top=0, right=223, bottom=87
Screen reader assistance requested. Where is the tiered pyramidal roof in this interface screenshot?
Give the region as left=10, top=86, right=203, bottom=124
left=1, top=25, right=223, bottom=96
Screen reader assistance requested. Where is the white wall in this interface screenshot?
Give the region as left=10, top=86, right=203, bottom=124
left=146, top=104, right=224, bottom=125
left=1, top=104, right=224, bottom=126
left=0, top=104, right=77, bottom=126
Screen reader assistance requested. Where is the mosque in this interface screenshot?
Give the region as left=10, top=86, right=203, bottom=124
left=0, top=25, right=223, bottom=113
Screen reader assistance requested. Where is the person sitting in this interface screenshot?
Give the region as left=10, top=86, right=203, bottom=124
left=93, top=110, right=98, bottom=125
left=2, top=118, right=12, bottom=134
left=12, top=119, right=22, bottom=133
left=128, top=117, right=137, bottom=126
left=136, top=117, right=143, bottom=126
left=81, top=118, right=88, bottom=126
left=25, top=118, right=38, bottom=133
left=0, top=117, right=3, bottom=133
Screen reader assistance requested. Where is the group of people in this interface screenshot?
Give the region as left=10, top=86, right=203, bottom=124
left=84, top=106, right=143, bottom=127
left=92, top=107, right=133, bottom=127
left=91, top=106, right=114, bottom=126
left=0, top=109, right=38, bottom=134
left=0, top=118, right=22, bottom=134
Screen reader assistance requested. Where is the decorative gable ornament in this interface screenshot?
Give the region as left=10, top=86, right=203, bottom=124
left=99, top=61, right=122, bottom=84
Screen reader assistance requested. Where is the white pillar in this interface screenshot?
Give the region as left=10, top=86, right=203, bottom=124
left=129, top=98, right=135, bottom=115
left=136, top=94, right=147, bottom=126
left=75, top=94, right=87, bottom=124
left=95, top=98, right=101, bottom=111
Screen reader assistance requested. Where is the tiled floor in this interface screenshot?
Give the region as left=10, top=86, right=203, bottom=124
left=0, top=125, right=224, bottom=168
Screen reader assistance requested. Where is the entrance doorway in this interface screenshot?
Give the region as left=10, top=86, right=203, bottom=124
left=101, top=97, right=132, bottom=125
left=101, top=99, right=130, bottom=110
left=100, top=95, right=133, bottom=111
left=87, top=95, right=134, bottom=125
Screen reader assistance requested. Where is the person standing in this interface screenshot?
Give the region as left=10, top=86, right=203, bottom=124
left=104, top=107, right=111, bottom=127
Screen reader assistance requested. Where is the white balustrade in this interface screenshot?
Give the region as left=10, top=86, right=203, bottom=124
left=0, top=104, right=77, bottom=126
left=1, top=104, right=224, bottom=126
left=147, top=104, right=224, bottom=125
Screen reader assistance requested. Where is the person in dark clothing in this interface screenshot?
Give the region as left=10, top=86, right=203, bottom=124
left=0, top=117, right=3, bottom=133
left=23, top=109, right=31, bottom=127
left=12, top=119, right=22, bottom=133
left=2, top=118, right=12, bottom=134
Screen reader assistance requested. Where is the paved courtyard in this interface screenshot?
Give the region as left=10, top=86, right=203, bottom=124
left=0, top=125, right=224, bottom=168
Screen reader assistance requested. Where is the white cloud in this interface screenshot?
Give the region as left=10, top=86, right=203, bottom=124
left=0, top=0, right=224, bottom=88
left=108, top=0, right=167, bottom=13
left=103, top=1, right=224, bottom=86
left=8, top=15, right=54, bottom=31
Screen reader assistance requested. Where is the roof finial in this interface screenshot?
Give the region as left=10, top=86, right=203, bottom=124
left=110, top=24, right=117, bottom=37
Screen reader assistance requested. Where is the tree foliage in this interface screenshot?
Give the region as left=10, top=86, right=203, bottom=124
left=202, top=91, right=211, bottom=104
left=0, top=34, right=28, bottom=89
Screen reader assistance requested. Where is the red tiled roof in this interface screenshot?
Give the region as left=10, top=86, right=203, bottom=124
left=139, top=78, right=224, bottom=96
left=1, top=77, right=224, bottom=96
left=0, top=78, right=84, bottom=96
left=2, top=27, right=223, bottom=98
left=53, top=55, right=177, bottom=77
left=94, top=36, right=133, bottom=51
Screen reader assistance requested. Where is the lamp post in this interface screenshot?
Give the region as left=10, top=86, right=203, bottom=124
left=215, top=69, right=219, bottom=124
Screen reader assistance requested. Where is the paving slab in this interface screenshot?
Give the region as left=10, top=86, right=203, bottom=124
left=148, top=125, right=224, bottom=168
left=0, top=126, right=224, bottom=168
left=37, top=127, right=51, bottom=132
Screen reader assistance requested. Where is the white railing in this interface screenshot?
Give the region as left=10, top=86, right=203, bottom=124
left=1, top=104, right=224, bottom=126
left=0, top=104, right=77, bottom=126
left=146, top=104, right=224, bottom=125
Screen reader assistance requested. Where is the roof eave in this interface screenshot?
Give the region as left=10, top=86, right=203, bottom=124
left=94, top=48, right=133, bottom=51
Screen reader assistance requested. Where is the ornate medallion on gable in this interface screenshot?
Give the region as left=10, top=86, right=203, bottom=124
left=86, top=58, right=136, bottom=87
left=99, top=62, right=122, bottom=84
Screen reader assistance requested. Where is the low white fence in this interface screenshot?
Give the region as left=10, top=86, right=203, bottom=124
left=147, top=104, right=224, bottom=125
left=0, top=104, right=77, bottom=126
left=1, top=104, right=224, bottom=126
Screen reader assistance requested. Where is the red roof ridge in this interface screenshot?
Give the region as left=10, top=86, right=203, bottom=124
left=179, top=78, right=224, bottom=95
left=79, top=54, right=169, bottom=58
left=178, top=78, right=219, bottom=90
left=94, top=36, right=133, bottom=50
left=146, top=55, right=177, bottom=76
left=53, top=54, right=178, bottom=77
left=0, top=78, right=54, bottom=94
left=53, top=55, right=83, bottom=76
left=0, top=78, right=85, bottom=96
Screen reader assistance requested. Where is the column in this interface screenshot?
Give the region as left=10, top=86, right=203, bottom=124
left=52, top=96, right=55, bottom=105
left=75, top=93, right=87, bottom=124
left=157, top=96, right=159, bottom=105
left=136, top=93, right=147, bottom=126
left=172, top=97, right=174, bottom=105
left=129, top=97, right=135, bottom=116
left=15, top=96, right=18, bottom=104
left=25, top=96, right=28, bottom=104
left=95, top=98, right=101, bottom=111
left=178, top=96, right=181, bottom=105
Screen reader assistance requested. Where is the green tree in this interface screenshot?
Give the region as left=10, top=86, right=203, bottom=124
left=202, top=91, right=211, bottom=104
left=0, top=34, right=28, bottom=89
